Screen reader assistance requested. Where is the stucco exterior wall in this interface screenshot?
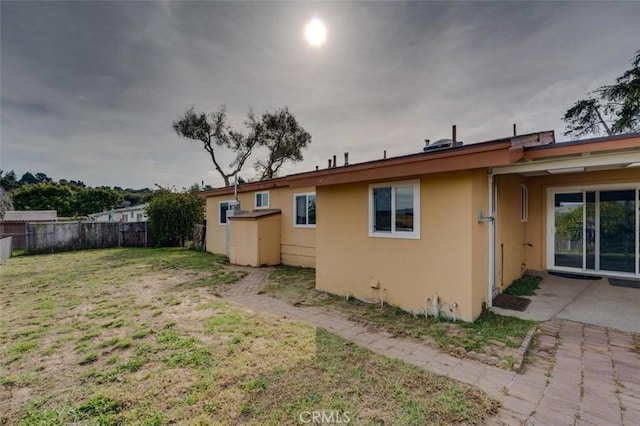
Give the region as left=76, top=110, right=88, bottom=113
left=205, top=192, right=253, bottom=255
left=315, top=171, right=482, bottom=321
left=205, top=186, right=316, bottom=266
left=495, top=174, right=528, bottom=289
left=470, top=169, right=490, bottom=317
left=269, top=187, right=316, bottom=267
left=524, top=168, right=640, bottom=271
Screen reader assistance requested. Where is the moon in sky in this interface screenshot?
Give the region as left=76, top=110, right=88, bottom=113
left=304, top=18, right=327, bottom=47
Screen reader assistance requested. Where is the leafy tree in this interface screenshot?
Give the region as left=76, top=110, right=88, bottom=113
left=174, top=105, right=312, bottom=185
left=146, top=187, right=205, bottom=246
left=253, top=107, right=311, bottom=180
left=75, top=187, right=122, bottom=216
left=35, top=172, right=52, bottom=183
left=12, top=183, right=76, bottom=217
left=0, top=187, right=13, bottom=219
left=173, top=106, right=259, bottom=187
left=563, top=50, right=640, bottom=138
left=20, top=172, right=38, bottom=185
left=0, top=170, right=20, bottom=190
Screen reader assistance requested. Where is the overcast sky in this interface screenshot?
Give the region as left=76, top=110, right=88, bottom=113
left=1, top=1, right=639, bottom=189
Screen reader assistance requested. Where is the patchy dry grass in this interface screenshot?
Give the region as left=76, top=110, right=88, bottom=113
left=265, top=266, right=537, bottom=367
left=0, top=249, right=499, bottom=425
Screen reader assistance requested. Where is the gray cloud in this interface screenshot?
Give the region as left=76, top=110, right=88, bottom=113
left=2, top=1, right=638, bottom=188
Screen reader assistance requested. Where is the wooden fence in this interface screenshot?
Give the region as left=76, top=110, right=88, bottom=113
left=25, top=222, right=156, bottom=254
left=0, top=221, right=28, bottom=249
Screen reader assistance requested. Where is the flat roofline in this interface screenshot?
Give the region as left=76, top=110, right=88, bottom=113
left=203, top=129, right=638, bottom=196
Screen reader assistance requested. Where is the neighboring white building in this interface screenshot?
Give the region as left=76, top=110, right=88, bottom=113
left=90, top=204, right=148, bottom=222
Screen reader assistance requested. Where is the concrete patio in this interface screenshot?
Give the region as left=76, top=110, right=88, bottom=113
left=492, top=271, right=640, bottom=333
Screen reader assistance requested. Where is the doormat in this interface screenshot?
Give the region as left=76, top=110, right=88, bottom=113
left=609, top=278, right=640, bottom=289
left=548, top=271, right=602, bottom=280
left=492, top=293, right=531, bottom=311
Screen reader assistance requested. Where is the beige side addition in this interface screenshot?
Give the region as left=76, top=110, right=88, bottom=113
left=228, top=210, right=281, bottom=267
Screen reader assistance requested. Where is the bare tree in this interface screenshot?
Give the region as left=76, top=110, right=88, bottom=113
left=253, top=107, right=312, bottom=181
left=173, top=106, right=259, bottom=187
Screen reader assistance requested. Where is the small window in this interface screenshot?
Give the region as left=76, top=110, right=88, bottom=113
left=294, top=193, right=316, bottom=227
left=369, top=180, right=420, bottom=239
left=136, top=213, right=143, bottom=221
left=520, top=185, right=528, bottom=222
left=218, top=200, right=236, bottom=225
left=255, top=191, right=270, bottom=209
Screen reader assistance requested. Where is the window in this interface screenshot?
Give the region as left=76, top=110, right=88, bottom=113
left=294, top=193, right=316, bottom=227
left=218, top=200, right=236, bottom=225
left=520, top=185, right=528, bottom=222
left=136, top=213, right=143, bottom=221
left=255, top=191, right=270, bottom=209
left=369, top=180, right=420, bottom=239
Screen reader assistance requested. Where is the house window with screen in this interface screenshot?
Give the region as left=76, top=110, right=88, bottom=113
left=294, top=193, right=316, bottom=227
left=369, top=180, right=420, bottom=239
left=255, top=191, right=270, bottom=209
left=218, top=200, right=236, bottom=225
left=520, top=185, right=528, bottom=222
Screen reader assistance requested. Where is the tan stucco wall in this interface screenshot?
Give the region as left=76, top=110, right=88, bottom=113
left=495, top=174, right=527, bottom=289
left=470, top=169, right=489, bottom=316
left=205, top=192, right=253, bottom=256
left=524, top=168, right=640, bottom=271
left=316, top=171, right=488, bottom=321
left=205, top=186, right=316, bottom=267
left=270, top=187, right=316, bottom=267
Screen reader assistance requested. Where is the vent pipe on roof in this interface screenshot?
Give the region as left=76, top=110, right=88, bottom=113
left=344, top=152, right=349, bottom=166
left=315, top=165, right=319, bottom=171
left=383, top=150, right=387, bottom=159
left=332, top=155, right=337, bottom=168
left=513, top=123, right=517, bottom=136
left=452, top=125, right=457, bottom=146
left=328, top=159, right=332, bottom=168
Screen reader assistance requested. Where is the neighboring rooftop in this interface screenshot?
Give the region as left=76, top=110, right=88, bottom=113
left=2, top=210, right=58, bottom=222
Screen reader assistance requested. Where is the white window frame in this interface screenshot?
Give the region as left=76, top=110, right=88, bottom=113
left=520, top=184, right=529, bottom=223
left=293, top=192, right=316, bottom=228
left=218, top=199, right=236, bottom=225
left=369, top=180, right=420, bottom=239
left=255, top=191, right=270, bottom=209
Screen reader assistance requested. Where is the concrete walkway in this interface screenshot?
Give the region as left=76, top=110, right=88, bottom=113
left=220, top=268, right=640, bottom=425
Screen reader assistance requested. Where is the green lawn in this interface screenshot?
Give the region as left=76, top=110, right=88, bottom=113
left=0, top=248, right=498, bottom=425
left=265, top=266, right=537, bottom=368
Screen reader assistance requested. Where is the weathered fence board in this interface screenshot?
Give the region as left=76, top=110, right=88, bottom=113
left=26, top=222, right=156, bottom=254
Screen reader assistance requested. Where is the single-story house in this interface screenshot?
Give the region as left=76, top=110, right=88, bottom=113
left=90, top=204, right=148, bottom=223
left=201, top=130, right=640, bottom=322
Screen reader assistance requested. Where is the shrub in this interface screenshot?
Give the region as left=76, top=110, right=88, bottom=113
left=146, top=186, right=205, bottom=247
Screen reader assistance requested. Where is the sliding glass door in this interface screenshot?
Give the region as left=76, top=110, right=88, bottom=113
left=549, top=186, right=639, bottom=276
